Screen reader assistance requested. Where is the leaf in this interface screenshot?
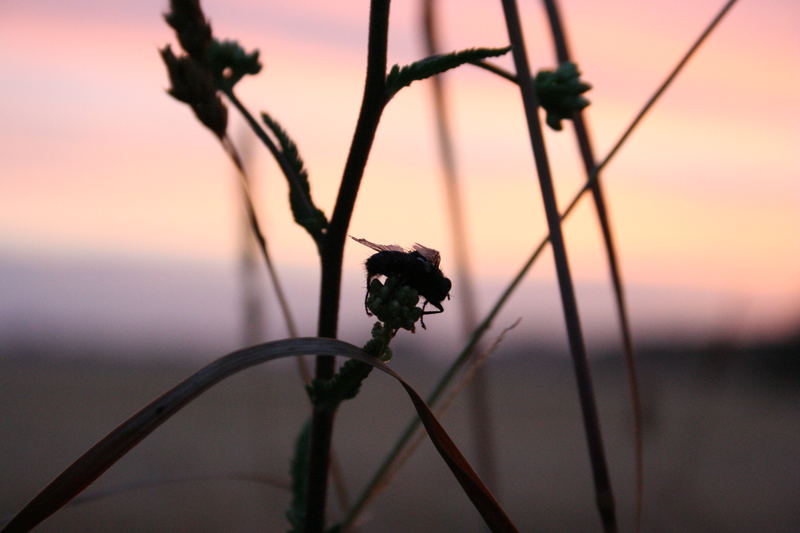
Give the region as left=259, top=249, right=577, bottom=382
left=385, top=46, right=511, bottom=99
left=261, top=111, right=328, bottom=242
left=1, top=338, right=518, bottom=533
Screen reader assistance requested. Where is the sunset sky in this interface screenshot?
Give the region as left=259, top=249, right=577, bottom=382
left=1, top=0, right=798, bottom=356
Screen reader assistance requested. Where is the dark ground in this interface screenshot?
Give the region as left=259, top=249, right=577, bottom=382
left=1, top=333, right=798, bottom=532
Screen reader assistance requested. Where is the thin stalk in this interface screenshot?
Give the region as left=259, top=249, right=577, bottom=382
left=601, top=0, right=739, bottom=168
left=222, top=137, right=300, bottom=341
left=499, top=1, right=617, bottom=531
left=470, top=60, right=517, bottom=83
left=306, top=2, right=391, bottom=532
left=421, top=0, right=497, bottom=489
left=540, top=1, right=642, bottom=529
left=234, top=133, right=266, bottom=347
left=344, top=1, right=738, bottom=520
left=222, top=87, right=321, bottom=250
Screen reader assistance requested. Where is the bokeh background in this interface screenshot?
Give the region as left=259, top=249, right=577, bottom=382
left=1, top=1, right=798, bottom=531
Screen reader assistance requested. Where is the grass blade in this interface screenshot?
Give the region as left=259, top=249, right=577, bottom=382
left=343, top=319, right=519, bottom=530
left=2, top=338, right=518, bottom=533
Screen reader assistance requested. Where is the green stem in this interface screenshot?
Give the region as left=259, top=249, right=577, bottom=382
left=306, top=2, right=391, bottom=532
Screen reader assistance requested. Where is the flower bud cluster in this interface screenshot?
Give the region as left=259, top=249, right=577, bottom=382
left=160, top=46, right=228, bottom=138
left=161, top=0, right=262, bottom=138
left=366, top=277, right=423, bottom=333
left=535, top=61, right=591, bottom=131
left=307, top=276, right=427, bottom=408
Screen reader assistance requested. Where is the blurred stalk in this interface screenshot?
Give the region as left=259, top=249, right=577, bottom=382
left=499, top=1, right=617, bottom=531
left=420, top=0, right=497, bottom=490
left=222, top=137, right=300, bottom=341
left=234, top=130, right=267, bottom=347
left=540, top=1, right=642, bottom=529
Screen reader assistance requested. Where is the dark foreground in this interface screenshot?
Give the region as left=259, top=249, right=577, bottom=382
left=1, top=335, right=798, bottom=532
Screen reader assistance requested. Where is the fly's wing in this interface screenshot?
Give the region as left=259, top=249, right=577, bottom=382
left=412, top=243, right=441, bottom=267
left=350, top=236, right=405, bottom=253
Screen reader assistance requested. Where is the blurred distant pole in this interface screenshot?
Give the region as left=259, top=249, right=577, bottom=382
left=235, top=129, right=266, bottom=346
left=421, top=0, right=498, bottom=491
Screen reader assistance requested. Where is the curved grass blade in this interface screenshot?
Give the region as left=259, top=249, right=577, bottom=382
left=75, top=473, right=288, bottom=509
left=344, top=319, right=520, bottom=530
left=2, top=338, right=518, bottom=533
left=385, top=46, right=510, bottom=100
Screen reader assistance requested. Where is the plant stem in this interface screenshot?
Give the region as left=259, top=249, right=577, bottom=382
left=306, top=2, right=391, bottom=532
left=499, top=0, right=617, bottom=531
left=344, top=1, right=740, bottom=520
left=421, top=0, right=497, bottom=490
left=469, top=60, right=517, bottom=83
left=540, top=1, right=642, bottom=529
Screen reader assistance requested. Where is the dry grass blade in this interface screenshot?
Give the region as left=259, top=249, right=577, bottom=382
left=0, top=473, right=289, bottom=530
left=69, top=473, right=289, bottom=508
left=345, top=319, right=520, bottom=531
left=598, top=0, right=740, bottom=170
left=2, top=338, right=518, bottom=533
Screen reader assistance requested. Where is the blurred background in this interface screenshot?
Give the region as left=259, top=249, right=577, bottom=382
left=1, top=0, right=798, bottom=531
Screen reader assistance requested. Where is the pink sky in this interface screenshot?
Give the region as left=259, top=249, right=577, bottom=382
left=1, top=0, right=798, bottom=349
